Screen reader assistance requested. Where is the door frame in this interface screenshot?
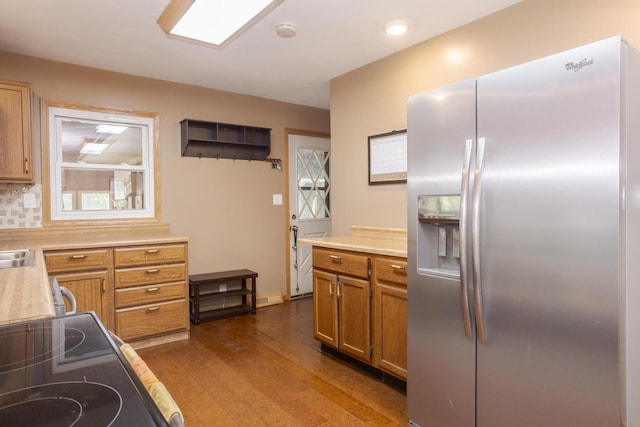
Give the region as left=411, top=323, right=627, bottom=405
left=284, top=128, right=331, bottom=300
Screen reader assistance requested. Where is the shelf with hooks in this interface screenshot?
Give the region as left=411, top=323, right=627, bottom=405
left=180, top=119, right=271, bottom=161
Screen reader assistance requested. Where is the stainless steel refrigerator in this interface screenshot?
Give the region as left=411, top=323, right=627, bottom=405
left=407, top=35, right=640, bottom=427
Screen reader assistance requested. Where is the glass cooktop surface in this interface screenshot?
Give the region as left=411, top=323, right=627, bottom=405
left=0, top=312, right=166, bottom=426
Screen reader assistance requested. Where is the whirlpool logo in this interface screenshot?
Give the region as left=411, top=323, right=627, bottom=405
left=565, top=58, right=594, bottom=72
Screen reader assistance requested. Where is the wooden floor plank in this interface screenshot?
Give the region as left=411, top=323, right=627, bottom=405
left=137, top=297, right=407, bottom=426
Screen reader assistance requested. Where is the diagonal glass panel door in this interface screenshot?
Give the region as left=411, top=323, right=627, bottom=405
left=288, top=134, right=331, bottom=298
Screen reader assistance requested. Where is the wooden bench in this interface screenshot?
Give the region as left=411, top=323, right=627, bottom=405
left=188, top=269, right=257, bottom=324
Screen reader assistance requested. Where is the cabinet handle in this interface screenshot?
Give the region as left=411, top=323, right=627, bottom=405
left=336, top=282, right=342, bottom=298
left=146, top=287, right=160, bottom=293
left=389, top=264, right=406, bottom=271
left=146, top=269, right=160, bottom=273
left=24, top=158, right=29, bottom=175
left=145, top=306, right=160, bottom=313
left=329, top=255, right=342, bottom=262
left=69, top=254, right=87, bottom=260
left=102, top=278, right=106, bottom=293
left=329, top=281, right=334, bottom=295
left=145, top=249, right=159, bottom=254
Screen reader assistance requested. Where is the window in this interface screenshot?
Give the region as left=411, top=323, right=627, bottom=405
left=43, top=101, right=159, bottom=224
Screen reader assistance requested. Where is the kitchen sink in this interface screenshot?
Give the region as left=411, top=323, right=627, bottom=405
left=0, top=249, right=35, bottom=269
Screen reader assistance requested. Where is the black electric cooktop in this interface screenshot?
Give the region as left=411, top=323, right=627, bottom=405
left=0, top=312, right=168, bottom=426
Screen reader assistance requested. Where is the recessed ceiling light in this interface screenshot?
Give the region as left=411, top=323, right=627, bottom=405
left=158, top=0, right=284, bottom=47
left=384, top=20, right=409, bottom=36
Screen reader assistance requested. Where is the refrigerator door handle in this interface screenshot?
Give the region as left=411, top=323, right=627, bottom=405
left=472, top=137, right=487, bottom=342
left=459, top=139, right=474, bottom=338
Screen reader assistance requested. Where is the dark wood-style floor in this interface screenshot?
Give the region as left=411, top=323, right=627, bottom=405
left=137, top=297, right=407, bottom=426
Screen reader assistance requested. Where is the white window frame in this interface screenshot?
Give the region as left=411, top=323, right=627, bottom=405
left=47, top=105, right=157, bottom=222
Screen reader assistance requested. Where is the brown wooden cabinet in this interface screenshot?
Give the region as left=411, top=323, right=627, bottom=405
left=311, top=245, right=408, bottom=381
left=0, top=79, right=32, bottom=181
left=312, top=247, right=372, bottom=363
left=45, top=241, right=189, bottom=344
left=44, top=249, right=113, bottom=329
left=373, top=256, right=408, bottom=380
left=114, top=243, right=188, bottom=341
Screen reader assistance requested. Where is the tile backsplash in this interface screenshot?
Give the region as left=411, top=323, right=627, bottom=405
left=0, top=184, right=43, bottom=229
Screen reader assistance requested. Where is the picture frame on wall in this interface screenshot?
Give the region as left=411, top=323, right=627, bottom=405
left=368, top=129, right=407, bottom=184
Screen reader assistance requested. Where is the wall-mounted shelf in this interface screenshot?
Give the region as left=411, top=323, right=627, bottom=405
left=180, top=119, right=271, bottom=161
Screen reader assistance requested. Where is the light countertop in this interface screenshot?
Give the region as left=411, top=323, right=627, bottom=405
left=299, top=226, right=407, bottom=258
left=0, top=249, right=54, bottom=325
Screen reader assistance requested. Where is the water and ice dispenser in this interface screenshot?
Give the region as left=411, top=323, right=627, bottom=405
left=417, top=194, right=461, bottom=278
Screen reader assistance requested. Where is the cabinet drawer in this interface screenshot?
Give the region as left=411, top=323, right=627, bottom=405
left=115, top=281, right=186, bottom=308
left=114, top=244, right=186, bottom=267
left=44, top=249, right=110, bottom=273
left=375, top=257, right=408, bottom=285
left=313, top=248, right=369, bottom=279
left=116, top=299, right=187, bottom=341
left=115, top=264, right=186, bottom=288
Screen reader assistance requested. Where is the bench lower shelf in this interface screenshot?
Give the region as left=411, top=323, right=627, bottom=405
left=194, top=304, right=254, bottom=323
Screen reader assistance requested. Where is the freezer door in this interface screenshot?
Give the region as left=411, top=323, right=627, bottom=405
left=407, top=79, right=476, bottom=427
left=475, top=36, right=621, bottom=426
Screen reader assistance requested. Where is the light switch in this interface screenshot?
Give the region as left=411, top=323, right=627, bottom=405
left=23, top=192, right=36, bottom=208
left=273, top=194, right=283, bottom=205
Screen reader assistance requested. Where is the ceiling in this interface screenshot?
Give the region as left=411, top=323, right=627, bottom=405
left=0, top=0, right=521, bottom=109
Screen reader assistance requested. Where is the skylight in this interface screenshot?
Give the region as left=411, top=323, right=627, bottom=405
left=158, top=0, right=284, bottom=47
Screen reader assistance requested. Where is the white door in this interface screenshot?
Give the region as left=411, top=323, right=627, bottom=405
left=288, top=133, right=331, bottom=297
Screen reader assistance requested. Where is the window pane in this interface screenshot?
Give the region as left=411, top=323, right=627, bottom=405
left=61, top=118, right=143, bottom=166
left=80, top=192, right=111, bottom=210
left=61, top=168, right=145, bottom=212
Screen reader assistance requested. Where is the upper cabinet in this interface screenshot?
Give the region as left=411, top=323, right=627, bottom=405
left=0, top=80, right=32, bottom=182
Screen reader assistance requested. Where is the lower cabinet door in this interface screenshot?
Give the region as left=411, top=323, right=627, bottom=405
left=375, top=282, right=407, bottom=379
left=54, top=271, right=110, bottom=329
left=338, top=275, right=372, bottom=362
left=313, top=270, right=338, bottom=347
